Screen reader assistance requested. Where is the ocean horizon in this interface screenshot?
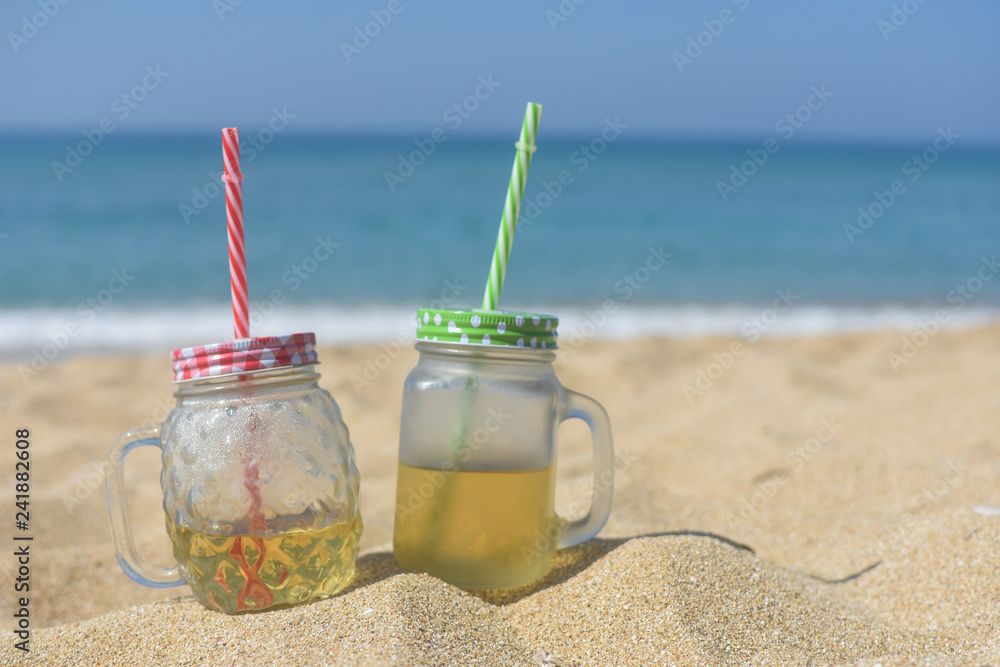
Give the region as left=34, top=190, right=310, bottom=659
left=1, top=132, right=998, bottom=353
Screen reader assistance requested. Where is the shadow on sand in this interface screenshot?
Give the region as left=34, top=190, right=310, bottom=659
left=342, top=530, right=757, bottom=606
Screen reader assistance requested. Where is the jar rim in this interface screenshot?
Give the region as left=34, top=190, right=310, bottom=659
left=415, top=339, right=556, bottom=363
left=172, top=364, right=321, bottom=397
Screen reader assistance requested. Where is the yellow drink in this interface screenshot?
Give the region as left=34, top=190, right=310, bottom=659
left=165, top=515, right=360, bottom=614
left=393, top=462, right=559, bottom=589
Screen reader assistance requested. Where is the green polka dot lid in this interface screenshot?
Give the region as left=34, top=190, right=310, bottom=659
left=417, top=308, right=558, bottom=349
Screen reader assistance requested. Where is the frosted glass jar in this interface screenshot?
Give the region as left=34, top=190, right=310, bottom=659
left=393, top=310, right=614, bottom=589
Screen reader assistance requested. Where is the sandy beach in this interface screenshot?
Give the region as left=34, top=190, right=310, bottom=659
left=2, top=326, right=999, bottom=665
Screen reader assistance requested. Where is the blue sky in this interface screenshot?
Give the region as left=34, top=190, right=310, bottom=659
left=1, top=0, right=998, bottom=143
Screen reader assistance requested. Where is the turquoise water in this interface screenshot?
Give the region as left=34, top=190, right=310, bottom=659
left=1, top=133, right=998, bottom=349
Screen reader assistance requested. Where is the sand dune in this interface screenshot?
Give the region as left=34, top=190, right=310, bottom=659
left=2, top=327, right=999, bottom=665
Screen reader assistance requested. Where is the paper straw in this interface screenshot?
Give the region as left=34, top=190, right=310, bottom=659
left=222, top=127, right=268, bottom=608
left=482, top=102, right=542, bottom=311
left=414, top=104, right=544, bottom=540
left=223, top=128, right=249, bottom=339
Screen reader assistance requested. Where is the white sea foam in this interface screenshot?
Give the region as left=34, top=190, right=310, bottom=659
left=2, top=303, right=999, bottom=356
left=554, top=303, right=1000, bottom=339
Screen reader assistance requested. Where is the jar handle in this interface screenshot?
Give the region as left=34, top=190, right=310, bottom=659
left=104, top=424, right=184, bottom=588
left=557, top=389, right=614, bottom=549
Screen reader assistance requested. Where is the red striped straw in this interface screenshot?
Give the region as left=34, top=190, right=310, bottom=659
left=222, top=128, right=249, bottom=340
left=222, top=134, right=266, bottom=602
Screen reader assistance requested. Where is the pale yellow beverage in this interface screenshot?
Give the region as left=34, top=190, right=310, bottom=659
left=165, top=515, right=360, bottom=614
left=393, top=462, right=559, bottom=589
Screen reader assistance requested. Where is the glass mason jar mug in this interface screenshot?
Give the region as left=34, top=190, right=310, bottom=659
left=394, top=309, right=614, bottom=590
left=105, top=334, right=362, bottom=614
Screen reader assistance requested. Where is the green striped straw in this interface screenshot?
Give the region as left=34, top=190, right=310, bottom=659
left=417, top=104, right=543, bottom=542
left=482, top=102, right=542, bottom=311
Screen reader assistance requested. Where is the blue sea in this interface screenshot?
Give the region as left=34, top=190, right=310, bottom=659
left=1, top=132, right=999, bottom=353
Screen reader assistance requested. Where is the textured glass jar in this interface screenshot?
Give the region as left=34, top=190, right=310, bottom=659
left=107, top=336, right=362, bottom=614
left=393, top=310, right=613, bottom=590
